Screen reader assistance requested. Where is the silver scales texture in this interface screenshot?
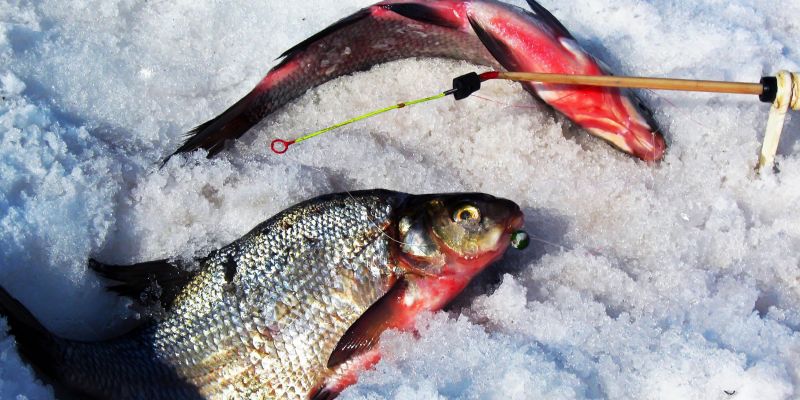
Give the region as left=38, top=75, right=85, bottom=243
left=57, top=192, right=399, bottom=399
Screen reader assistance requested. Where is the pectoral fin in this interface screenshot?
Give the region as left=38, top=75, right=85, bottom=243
left=468, top=17, right=522, bottom=72
left=327, top=277, right=411, bottom=368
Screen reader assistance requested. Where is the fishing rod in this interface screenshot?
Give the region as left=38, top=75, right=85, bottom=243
left=270, top=69, right=799, bottom=170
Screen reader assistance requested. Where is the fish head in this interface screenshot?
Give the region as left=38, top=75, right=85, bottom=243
left=394, top=193, right=523, bottom=279
left=319, top=193, right=525, bottom=385
left=579, top=89, right=667, bottom=162
left=466, top=0, right=667, bottom=161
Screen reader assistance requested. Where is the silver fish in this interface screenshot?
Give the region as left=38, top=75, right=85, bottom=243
left=1, top=190, right=524, bottom=399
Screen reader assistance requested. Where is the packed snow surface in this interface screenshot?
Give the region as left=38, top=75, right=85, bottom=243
left=1, top=0, right=799, bottom=398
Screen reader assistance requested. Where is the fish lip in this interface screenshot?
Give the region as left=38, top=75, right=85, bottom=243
left=631, top=127, right=666, bottom=161
left=506, top=208, right=525, bottom=233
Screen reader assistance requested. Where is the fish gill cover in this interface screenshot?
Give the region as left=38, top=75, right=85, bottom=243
left=0, top=0, right=799, bottom=399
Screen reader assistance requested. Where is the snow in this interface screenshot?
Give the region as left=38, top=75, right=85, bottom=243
left=1, top=0, right=799, bottom=399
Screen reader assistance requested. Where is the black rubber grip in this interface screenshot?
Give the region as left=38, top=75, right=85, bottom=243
left=760, top=76, right=778, bottom=103
left=452, top=72, right=482, bottom=100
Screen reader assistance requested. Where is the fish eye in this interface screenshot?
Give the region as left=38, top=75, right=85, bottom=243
left=452, top=204, right=481, bottom=223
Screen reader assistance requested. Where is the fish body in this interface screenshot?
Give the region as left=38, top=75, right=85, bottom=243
left=1, top=190, right=523, bottom=399
left=171, top=0, right=665, bottom=162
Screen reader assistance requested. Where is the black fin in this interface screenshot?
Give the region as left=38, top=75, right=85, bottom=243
left=165, top=93, right=255, bottom=163
left=382, top=3, right=462, bottom=29
left=89, top=258, right=196, bottom=311
left=468, top=17, right=522, bottom=72
left=0, top=286, right=60, bottom=380
left=278, top=7, right=372, bottom=61
left=524, top=0, right=573, bottom=38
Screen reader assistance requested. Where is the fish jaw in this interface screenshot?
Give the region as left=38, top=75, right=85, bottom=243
left=467, top=0, right=667, bottom=161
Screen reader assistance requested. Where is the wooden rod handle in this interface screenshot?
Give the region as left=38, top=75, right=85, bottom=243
left=496, top=72, right=765, bottom=96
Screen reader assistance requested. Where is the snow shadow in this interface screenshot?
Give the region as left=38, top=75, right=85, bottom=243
left=445, top=207, right=571, bottom=313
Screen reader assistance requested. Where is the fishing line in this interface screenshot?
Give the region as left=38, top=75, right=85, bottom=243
left=270, top=90, right=456, bottom=154
left=471, top=94, right=540, bottom=109
left=643, top=88, right=716, bottom=134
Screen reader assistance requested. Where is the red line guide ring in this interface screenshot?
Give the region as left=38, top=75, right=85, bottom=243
left=271, top=139, right=295, bottom=154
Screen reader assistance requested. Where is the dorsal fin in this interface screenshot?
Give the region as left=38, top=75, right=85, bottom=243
left=524, top=0, right=573, bottom=38
left=381, top=3, right=462, bottom=29
left=89, top=258, right=197, bottom=311
left=278, top=7, right=372, bottom=62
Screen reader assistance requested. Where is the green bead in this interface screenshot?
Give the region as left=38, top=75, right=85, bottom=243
left=511, top=230, right=529, bottom=250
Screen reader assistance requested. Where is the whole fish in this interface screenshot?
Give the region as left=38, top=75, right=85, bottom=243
left=0, top=190, right=524, bottom=399
left=170, top=0, right=666, bottom=162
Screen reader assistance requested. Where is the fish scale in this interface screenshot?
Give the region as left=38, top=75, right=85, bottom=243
left=165, top=193, right=395, bottom=398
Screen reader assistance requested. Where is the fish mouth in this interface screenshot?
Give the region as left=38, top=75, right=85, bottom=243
left=501, top=204, right=525, bottom=250
left=507, top=210, right=524, bottom=233
left=624, top=100, right=667, bottom=161
left=588, top=123, right=666, bottom=161
left=628, top=125, right=666, bottom=162
left=490, top=197, right=524, bottom=235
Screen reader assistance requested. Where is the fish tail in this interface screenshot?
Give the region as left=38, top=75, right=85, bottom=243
left=165, top=90, right=259, bottom=163
left=0, top=285, right=62, bottom=381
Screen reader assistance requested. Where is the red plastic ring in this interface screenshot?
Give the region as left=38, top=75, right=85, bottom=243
left=271, top=139, right=294, bottom=154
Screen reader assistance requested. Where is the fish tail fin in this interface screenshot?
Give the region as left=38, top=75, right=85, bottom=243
left=0, top=285, right=61, bottom=380
left=164, top=91, right=258, bottom=164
